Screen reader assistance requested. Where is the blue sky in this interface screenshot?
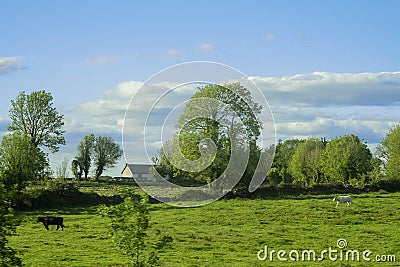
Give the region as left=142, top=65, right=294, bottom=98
left=1, top=1, right=400, bottom=176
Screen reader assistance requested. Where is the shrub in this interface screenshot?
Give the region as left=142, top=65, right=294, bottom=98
left=98, top=188, right=172, bottom=267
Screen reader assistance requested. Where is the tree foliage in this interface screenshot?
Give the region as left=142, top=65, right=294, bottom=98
left=98, top=189, right=172, bottom=267
left=378, top=124, right=400, bottom=180
left=71, top=159, right=83, bottom=180
left=158, top=83, right=263, bottom=188
left=0, top=132, right=49, bottom=191
left=8, top=90, right=65, bottom=153
left=0, top=182, right=22, bottom=267
left=76, top=133, right=95, bottom=180
left=288, top=138, right=325, bottom=186
left=93, top=136, right=123, bottom=180
left=268, top=139, right=305, bottom=184
left=72, top=134, right=122, bottom=181
left=319, top=134, right=372, bottom=185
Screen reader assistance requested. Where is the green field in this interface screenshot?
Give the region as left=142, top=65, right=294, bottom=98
left=10, top=191, right=400, bottom=266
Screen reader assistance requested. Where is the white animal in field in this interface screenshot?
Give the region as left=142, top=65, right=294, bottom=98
left=333, top=196, right=352, bottom=207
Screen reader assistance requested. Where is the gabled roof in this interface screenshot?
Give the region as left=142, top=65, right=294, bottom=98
left=121, top=163, right=153, bottom=175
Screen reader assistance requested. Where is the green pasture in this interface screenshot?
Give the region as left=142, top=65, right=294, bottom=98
left=10, top=192, right=400, bottom=266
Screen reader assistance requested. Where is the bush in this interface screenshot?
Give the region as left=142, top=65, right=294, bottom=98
left=19, top=179, right=122, bottom=209
left=0, top=183, right=22, bottom=266
left=98, top=188, right=172, bottom=267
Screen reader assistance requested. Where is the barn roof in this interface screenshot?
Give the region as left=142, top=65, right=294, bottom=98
left=121, top=163, right=153, bottom=175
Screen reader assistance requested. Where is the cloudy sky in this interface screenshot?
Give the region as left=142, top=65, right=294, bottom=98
left=1, top=1, right=400, bottom=176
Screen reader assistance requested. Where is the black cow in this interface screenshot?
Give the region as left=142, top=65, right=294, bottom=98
left=37, top=216, right=65, bottom=231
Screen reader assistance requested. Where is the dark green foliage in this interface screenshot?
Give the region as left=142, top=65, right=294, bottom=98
left=20, top=179, right=122, bottom=210
left=71, top=159, right=82, bottom=180
left=93, top=135, right=123, bottom=180
left=72, top=134, right=122, bottom=181
left=268, top=139, right=305, bottom=184
left=74, top=133, right=95, bottom=180
left=0, top=182, right=22, bottom=267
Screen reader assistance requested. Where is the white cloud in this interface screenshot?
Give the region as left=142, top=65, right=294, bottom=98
left=250, top=71, right=400, bottom=106
left=0, top=56, right=23, bottom=74
left=166, top=49, right=183, bottom=58
left=0, top=117, right=10, bottom=138
left=60, top=71, right=400, bottom=170
left=199, top=43, right=214, bottom=52
left=272, top=104, right=399, bottom=145
left=73, top=81, right=143, bottom=133
left=249, top=71, right=400, bottom=146
left=82, top=55, right=119, bottom=65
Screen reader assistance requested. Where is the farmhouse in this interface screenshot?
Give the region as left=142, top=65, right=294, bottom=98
left=117, top=163, right=155, bottom=182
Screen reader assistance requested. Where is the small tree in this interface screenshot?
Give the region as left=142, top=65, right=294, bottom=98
left=93, top=136, right=122, bottom=181
left=55, top=156, right=69, bottom=179
left=71, top=159, right=83, bottom=180
left=0, top=132, right=49, bottom=191
left=75, top=133, right=95, bottom=180
left=98, top=189, right=172, bottom=267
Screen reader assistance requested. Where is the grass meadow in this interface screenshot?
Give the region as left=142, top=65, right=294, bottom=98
left=10, top=191, right=400, bottom=266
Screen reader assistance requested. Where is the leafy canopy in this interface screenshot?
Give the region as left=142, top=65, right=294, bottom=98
left=0, top=182, right=22, bottom=267
left=379, top=123, right=400, bottom=180
left=93, top=135, right=123, bottom=180
left=288, top=138, right=325, bottom=186
left=0, top=132, right=48, bottom=191
left=8, top=90, right=65, bottom=153
left=319, top=134, right=372, bottom=185
left=158, top=82, right=263, bottom=188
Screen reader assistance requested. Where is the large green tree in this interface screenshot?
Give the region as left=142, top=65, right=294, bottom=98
left=8, top=90, right=65, bottom=153
left=288, top=138, right=326, bottom=186
left=378, top=124, right=400, bottom=180
left=319, top=134, right=372, bottom=185
left=93, top=136, right=123, bottom=180
left=159, top=83, right=263, bottom=188
left=0, top=132, right=48, bottom=191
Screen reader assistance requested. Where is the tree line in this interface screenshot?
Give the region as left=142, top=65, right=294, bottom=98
left=0, top=90, right=123, bottom=191
left=154, top=83, right=399, bottom=190
left=1, top=86, right=399, bottom=265
left=0, top=90, right=122, bottom=266
left=267, top=135, right=379, bottom=187
left=265, top=124, right=400, bottom=189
